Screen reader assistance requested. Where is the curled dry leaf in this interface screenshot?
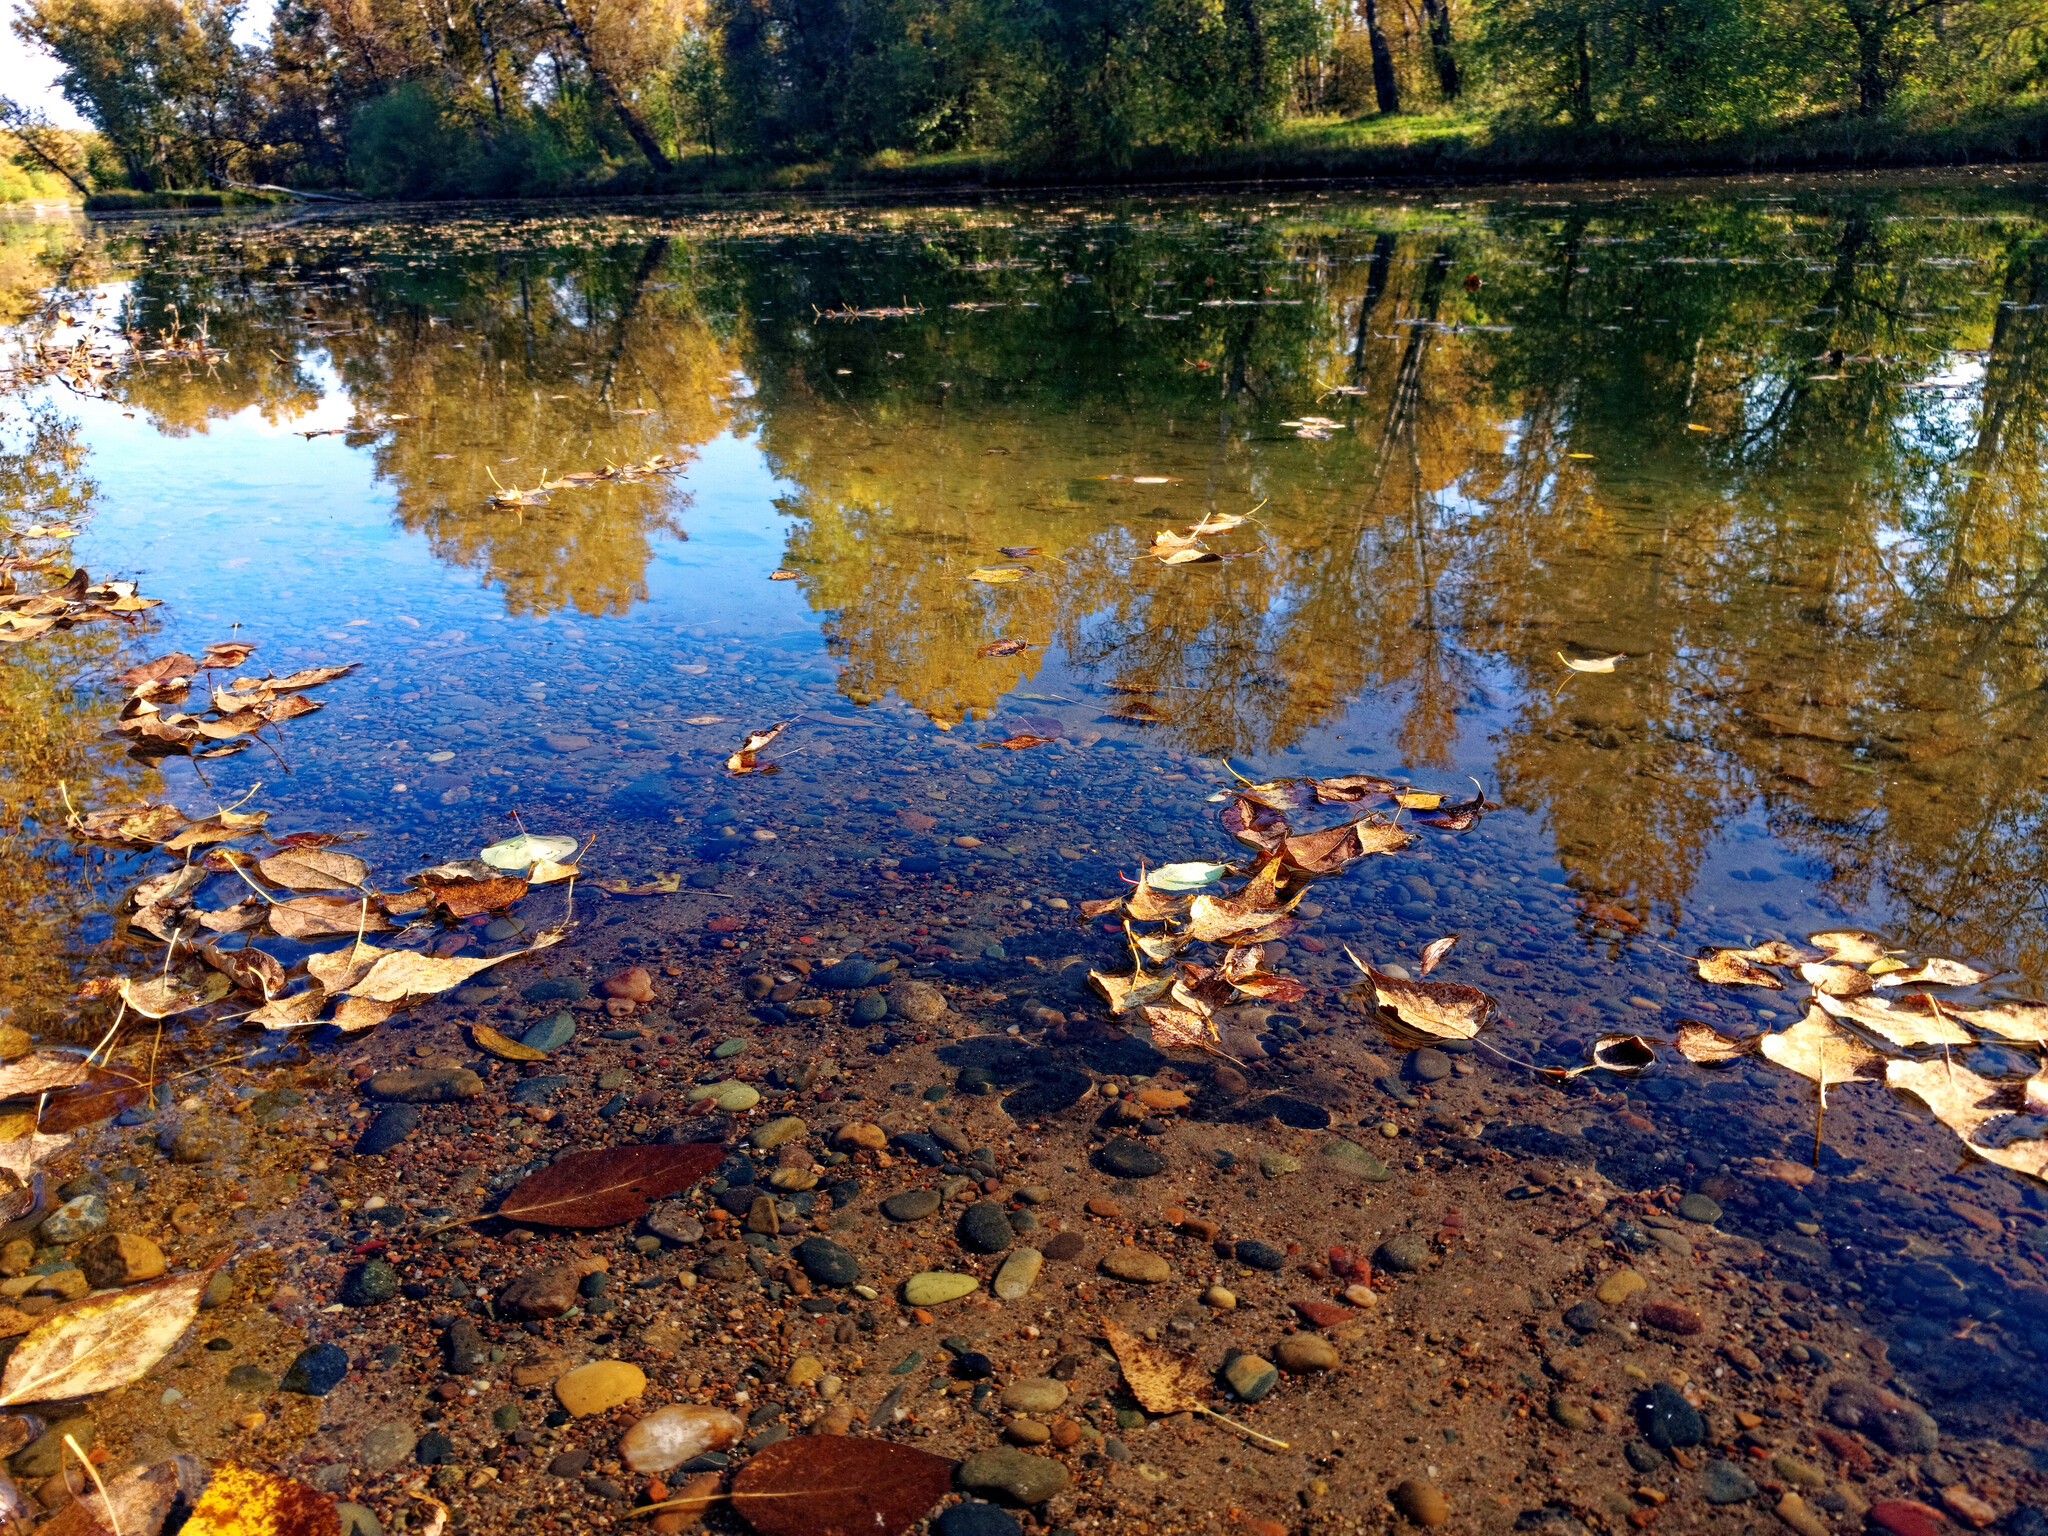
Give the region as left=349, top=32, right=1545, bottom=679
left=1140, top=1004, right=1224, bottom=1056
left=1809, top=930, right=1892, bottom=964
left=593, top=875, right=681, bottom=896
left=1101, top=1317, right=1207, bottom=1414
left=1078, top=897, right=1124, bottom=919
left=1799, top=961, right=1874, bottom=998
left=1419, top=935, right=1458, bottom=976
left=0, top=1255, right=223, bottom=1405
left=1589, top=1034, right=1657, bottom=1074
left=726, top=1434, right=955, bottom=1536
left=113, top=653, right=197, bottom=688
left=497, top=1143, right=725, bottom=1228
left=119, top=971, right=232, bottom=1019
left=1887, top=1059, right=2048, bottom=1181
left=1144, top=862, right=1226, bottom=893
left=1348, top=956, right=1495, bottom=1041
left=1314, top=772, right=1403, bottom=804
left=727, top=720, right=790, bottom=774
left=1671, top=1021, right=1756, bottom=1066
left=256, top=848, right=370, bottom=890
left=0, top=1129, right=68, bottom=1176
left=1186, top=890, right=1303, bottom=945
left=244, top=987, right=329, bottom=1030
left=1090, top=968, right=1173, bottom=1015
left=977, top=639, right=1031, bottom=657
left=1125, top=922, right=1187, bottom=965
left=269, top=896, right=395, bottom=942
left=1221, top=795, right=1290, bottom=853
left=1281, top=818, right=1414, bottom=876
left=1811, top=989, right=1972, bottom=1049
left=1696, top=948, right=1786, bottom=989
left=344, top=928, right=566, bottom=1005
left=0, top=1057, right=89, bottom=1100
left=1756, top=1005, right=1886, bottom=1103
left=178, top=1463, right=341, bottom=1536
left=1959, top=999, right=2048, bottom=1044
left=999, top=734, right=1057, bottom=750
left=423, top=876, right=528, bottom=918
left=198, top=641, right=257, bottom=669
left=1557, top=651, right=1625, bottom=673
left=481, top=833, right=579, bottom=872
left=1873, top=957, right=1992, bottom=989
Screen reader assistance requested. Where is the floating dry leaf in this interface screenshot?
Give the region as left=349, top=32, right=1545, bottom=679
left=1959, top=999, right=2048, bottom=1044
left=977, top=639, right=1032, bottom=657
left=1101, top=1317, right=1206, bottom=1414
left=593, top=874, right=681, bottom=896
left=256, top=848, right=370, bottom=891
left=0, top=1129, right=68, bottom=1175
left=345, top=930, right=565, bottom=1005
left=244, top=987, right=330, bottom=1030
left=422, top=876, right=528, bottom=918
left=1874, top=957, right=1992, bottom=989
left=1811, top=989, right=1972, bottom=1048
left=1090, top=968, right=1173, bottom=1015
left=1186, top=889, right=1303, bottom=945
left=1695, top=948, right=1786, bottom=989
left=119, top=971, right=232, bottom=1019
left=1799, top=961, right=1874, bottom=998
left=1671, top=1021, right=1756, bottom=1066
left=1589, top=1034, right=1657, bottom=1073
left=1809, top=929, right=1891, bottom=964
left=1887, top=1058, right=2048, bottom=1180
left=1348, top=956, right=1494, bottom=1041
left=999, top=734, right=1056, bottom=750
left=333, top=996, right=401, bottom=1032
left=1419, top=935, right=1458, bottom=976
left=497, top=1143, right=724, bottom=1228
left=1557, top=651, right=1626, bottom=672
left=967, top=565, right=1027, bottom=584
left=727, top=721, right=790, bottom=774
left=0, top=1256, right=221, bottom=1404
left=269, top=896, right=395, bottom=942
left=1756, top=1005, right=1886, bottom=1101
left=0, top=1057, right=88, bottom=1100
left=726, top=1434, right=955, bottom=1536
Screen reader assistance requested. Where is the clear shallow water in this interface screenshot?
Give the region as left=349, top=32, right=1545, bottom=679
left=8, top=180, right=2048, bottom=1210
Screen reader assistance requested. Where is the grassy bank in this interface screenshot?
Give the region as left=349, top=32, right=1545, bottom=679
left=644, top=104, right=2048, bottom=196
left=83, top=188, right=290, bottom=214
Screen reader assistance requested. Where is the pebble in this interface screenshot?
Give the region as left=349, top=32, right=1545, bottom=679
left=1003, top=1378, right=1069, bottom=1414
left=1773, top=1455, right=1825, bottom=1488
left=1777, top=1493, right=1830, bottom=1536
left=1040, top=1231, right=1085, bottom=1262
left=225, top=1364, right=276, bottom=1393
left=686, top=1081, right=760, bottom=1112
left=520, top=1013, right=576, bottom=1053
left=752, top=1116, right=807, bottom=1150
left=357, top=1106, right=422, bottom=1156
left=281, top=1343, right=349, bottom=1396
left=360, top=1423, right=418, bottom=1472
left=883, top=1189, right=943, bottom=1221
left=1409, top=1048, right=1452, bottom=1082
left=819, top=957, right=879, bottom=989
left=1596, top=1268, right=1646, bottom=1305
left=336, top=1505, right=381, bottom=1536
left=959, top=1202, right=1015, bottom=1253
left=366, top=1068, right=482, bottom=1103
left=602, top=966, right=654, bottom=1002
left=1275, top=1335, right=1339, bottom=1372
left=1825, top=1380, right=1940, bottom=1454
left=1702, top=1460, right=1759, bottom=1505
left=1233, top=1240, right=1285, bottom=1271
left=1678, top=1192, right=1723, bottom=1224
left=501, top=1265, right=580, bottom=1319
left=1642, top=1381, right=1704, bottom=1449
left=836, top=1122, right=887, bottom=1150
left=935, top=1503, right=1022, bottom=1536
left=340, top=1258, right=399, bottom=1307
left=445, top=1320, right=488, bottom=1373
left=1394, top=1479, right=1449, bottom=1527
left=1625, top=1440, right=1665, bottom=1474
left=994, top=1248, right=1043, bottom=1301
left=1318, top=1139, right=1393, bottom=1184
left=646, top=1206, right=703, bottom=1246
left=1871, top=1503, right=1948, bottom=1536
left=904, top=1272, right=980, bottom=1306
left=1294, top=1299, right=1348, bottom=1327
left=39, top=1195, right=107, bottom=1244
left=1095, top=1139, right=1167, bottom=1177
left=888, top=980, right=948, bottom=1023
left=78, top=1232, right=165, bottom=1288
left=619, top=1406, right=742, bottom=1472
left=555, top=1360, right=647, bottom=1417
left=1204, top=1286, right=1237, bottom=1309
left=957, top=1447, right=1071, bottom=1504
left=1224, top=1354, right=1278, bottom=1402
left=1563, top=1300, right=1602, bottom=1333
left=794, top=1237, right=861, bottom=1287
left=1259, top=1153, right=1301, bottom=1178
left=1942, top=1490, right=1998, bottom=1528
left=1642, top=1301, right=1705, bottom=1335
left=1549, top=1397, right=1592, bottom=1431
left=1374, top=1234, right=1430, bottom=1274
left=1101, top=1249, right=1171, bottom=1283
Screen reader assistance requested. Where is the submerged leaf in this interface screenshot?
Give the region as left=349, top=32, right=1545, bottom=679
left=119, top=971, right=231, bottom=1019
left=1419, top=935, right=1458, bottom=976
left=1349, top=957, right=1494, bottom=1041
left=1102, top=1317, right=1207, bottom=1415
left=0, top=1057, right=89, bottom=1099
left=1557, top=652, right=1626, bottom=673
left=727, top=1434, right=955, bottom=1536
left=472, top=1023, right=547, bottom=1061
left=179, top=1464, right=340, bottom=1536
left=498, top=1143, right=725, bottom=1228
left=0, top=1257, right=221, bottom=1405
left=480, top=832, right=580, bottom=872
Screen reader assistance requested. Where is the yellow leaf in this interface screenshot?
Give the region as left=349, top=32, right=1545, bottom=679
left=179, top=1464, right=341, bottom=1536
left=472, top=1022, right=547, bottom=1061
left=0, top=1260, right=220, bottom=1405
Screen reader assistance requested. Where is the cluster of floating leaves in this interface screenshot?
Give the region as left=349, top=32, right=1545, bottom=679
left=1081, top=767, right=1496, bottom=1061
left=485, top=452, right=687, bottom=509
left=110, top=645, right=352, bottom=761
left=0, top=565, right=159, bottom=646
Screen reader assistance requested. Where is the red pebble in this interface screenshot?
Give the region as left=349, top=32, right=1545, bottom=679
left=1871, top=1502, right=1948, bottom=1536
left=1640, top=1301, right=1705, bottom=1335
left=1816, top=1427, right=1873, bottom=1471
left=1293, top=1299, right=1349, bottom=1328
left=706, top=916, right=742, bottom=933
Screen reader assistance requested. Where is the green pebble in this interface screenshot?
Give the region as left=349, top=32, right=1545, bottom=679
left=1115, top=1407, right=1145, bottom=1429
left=902, top=1271, right=980, bottom=1306
left=686, top=1080, right=760, bottom=1111
left=713, top=1039, right=752, bottom=1060
left=492, top=1404, right=521, bottom=1432
left=890, top=1351, right=924, bottom=1375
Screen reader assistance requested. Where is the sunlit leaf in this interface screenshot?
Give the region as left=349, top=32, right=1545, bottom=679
left=1756, top=1005, right=1886, bottom=1103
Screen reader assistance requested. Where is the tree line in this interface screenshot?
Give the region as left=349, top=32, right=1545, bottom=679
left=8, top=0, right=2048, bottom=198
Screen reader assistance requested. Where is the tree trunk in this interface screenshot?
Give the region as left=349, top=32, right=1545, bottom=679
left=1230, top=0, right=1269, bottom=137
left=473, top=0, right=505, bottom=119
left=1362, top=0, right=1399, bottom=113
left=544, top=0, right=674, bottom=170
left=1573, top=21, right=1593, bottom=122
left=1421, top=0, right=1459, bottom=99
left=1851, top=12, right=1889, bottom=113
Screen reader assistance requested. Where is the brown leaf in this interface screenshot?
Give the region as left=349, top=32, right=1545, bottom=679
left=1581, top=899, right=1642, bottom=931
left=162, top=811, right=269, bottom=852
left=39, top=1070, right=147, bottom=1132
left=1874, top=957, right=1992, bottom=989
left=1887, top=1058, right=2048, bottom=1180
left=344, top=930, right=564, bottom=1003
left=254, top=663, right=357, bottom=692
left=119, top=971, right=231, bottom=1019
left=197, top=901, right=266, bottom=934
left=1588, top=1034, right=1657, bottom=1074
left=332, top=996, right=401, bottom=1032
left=257, top=849, right=370, bottom=890
left=199, top=641, right=258, bottom=669
left=1187, top=889, right=1303, bottom=945
left=1231, top=778, right=1317, bottom=812
left=268, top=896, right=394, bottom=942
left=1078, top=897, right=1125, bottom=919
left=977, top=640, right=1032, bottom=657
left=307, top=944, right=391, bottom=995
left=472, top=1022, right=547, bottom=1061
left=999, top=734, right=1056, bottom=750
left=1671, top=1021, right=1755, bottom=1066
left=1959, top=999, right=2048, bottom=1044
left=0, top=1057, right=89, bottom=1100
left=1350, top=960, right=1494, bottom=1041
left=71, top=802, right=189, bottom=846
left=1811, top=989, right=1971, bottom=1049
left=1756, top=1005, right=1887, bottom=1100
left=33, top=1458, right=180, bottom=1536
left=1313, top=772, right=1402, bottom=804
left=0, top=1255, right=223, bottom=1405
left=1281, top=817, right=1413, bottom=875
left=1089, top=968, right=1172, bottom=1015
left=1221, top=795, right=1290, bottom=853
left=1695, top=948, right=1786, bottom=989
left=1799, top=961, right=1874, bottom=998
left=197, top=943, right=288, bottom=1000
left=244, top=988, right=330, bottom=1030
left=1101, top=1317, right=1207, bottom=1414
left=1808, top=929, right=1890, bottom=964
left=1419, top=935, right=1458, bottom=976
left=727, top=1433, right=954, bottom=1536
left=178, top=1463, right=340, bottom=1536
left=1140, top=1005, right=1224, bottom=1056
left=113, top=653, right=197, bottom=688
left=1125, top=883, right=1190, bottom=923
left=497, top=1143, right=726, bottom=1228
left=423, top=876, right=528, bottom=918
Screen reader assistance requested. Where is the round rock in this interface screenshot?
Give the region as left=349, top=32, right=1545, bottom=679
left=958, top=1202, right=1014, bottom=1254
left=340, top=1258, right=398, bottom=1307
left=1101, top=1249, right=1171, bottom=1283
left=620, top=1405, right=741, bottom=1472
left=1395, top=1479, right=1449, bottom=1527
left=556, top=1360, right=646, bottom=1417
left=1678, top=1192, right=1723, bottom=1224
left=1002, top=1378, right=1068, bottom=1414
left=994, top=1248, right=1043, bottom=1301
left=883, top=1189, right=943, bottom=1222
left=935, top=1504, right=1022, bottom=1536
left=1095, top=1139, right=1167, bottom=1178
left=888, top=980, right=948, bottom=1023
left=1374, top=1234, right=1430, bottom=1274
left=1276, top=1334, right=1339, bottom=1372
left=1224, top=1354, right=1278, bottom=1402
left=957, top=1447, right=1071, bottom=1505
left=281, top=1343, right=349, bottom=1396
left=357, top=1106, right=421, bottom=1156
left=904, top=1272, right=980, bottom=1306
left=794, top=1237, right=860, bottom=1288
left=1701, top=1459, right=1759, bottom=1505
left=1408, top=1048, right=1453, bottom=1082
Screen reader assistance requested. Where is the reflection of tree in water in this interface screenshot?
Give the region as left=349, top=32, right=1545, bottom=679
left=0, top=402, right=157, bottom=1037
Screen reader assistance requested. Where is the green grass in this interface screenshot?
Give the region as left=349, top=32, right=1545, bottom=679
left=83, top=188, right=286, bottom=214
